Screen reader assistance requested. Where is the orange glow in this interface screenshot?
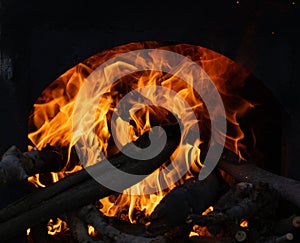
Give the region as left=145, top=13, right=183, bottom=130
left=240, top=219, right=248, bottom=228
left=189, top=231, right=199, bottom=237
left=189, top=224, right=213, bottom=237
left=202, top=206, right=214, bottom=216
left=28, top=174, right=46, bottom=188
left=88, top=225, right=96, bottom=236
left=47, top=218, right=68, bottom=235
left=27, top=41, right=254, bottom=226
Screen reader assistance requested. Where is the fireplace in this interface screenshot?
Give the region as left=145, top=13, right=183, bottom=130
left=0, top=1, right=299, bottom=242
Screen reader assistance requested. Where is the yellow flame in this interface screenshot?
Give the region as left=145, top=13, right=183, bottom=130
left=28, top=174, right=46, bottom=188
left=240, top=219, right=248, bottom=228
left=189, top=231, right=199, bottom=237
left=202, top=206, right=214, bottom=216
left=27, top=41, right=254, bottom=225
left=47, top=218, right=68, bottom=235
left=88, top=225, right=96, bottom=236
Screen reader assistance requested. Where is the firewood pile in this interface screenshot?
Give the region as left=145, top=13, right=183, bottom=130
left=0, top=137, right=299, bottom=243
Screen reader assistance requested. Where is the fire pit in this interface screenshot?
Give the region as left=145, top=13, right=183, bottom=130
left=0, top=41, right=299, bottom=243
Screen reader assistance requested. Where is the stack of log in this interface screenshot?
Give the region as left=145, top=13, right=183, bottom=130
left=0, top=124, right=300, bottom=243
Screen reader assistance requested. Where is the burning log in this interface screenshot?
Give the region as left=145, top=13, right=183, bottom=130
left=0, top=145, right=68, bottom=185
left=77, top=204, right=166, bottom=243
left=217, top=149, right=300, bottom=209
left=188, top=181, right=278, bottom=241
left=146, top=170, right=227, bottom=236
left=0, top=123, right=180, bottom=241
left=66, top=211, right=103, bottom=243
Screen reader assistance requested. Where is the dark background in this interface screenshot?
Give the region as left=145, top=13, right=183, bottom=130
left=0, top=0, right=299, bottom=180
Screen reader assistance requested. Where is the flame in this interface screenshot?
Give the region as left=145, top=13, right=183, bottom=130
left=27, top=41, right=254, bottom=226
left=88, top=225, right=96, bottom=236
left=240, top=219, right=248, bottom=228
left=202, top=206, right=214, bottom=216
left=47, top=218, right=68, bottom=235
left=28, top=174, right=46, bottom=188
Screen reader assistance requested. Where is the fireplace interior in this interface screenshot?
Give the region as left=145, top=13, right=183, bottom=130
left=0, top=0, right=299, bottom=242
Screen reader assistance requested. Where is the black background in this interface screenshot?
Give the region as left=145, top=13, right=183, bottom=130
left=0, top=0, right=299, bottom=179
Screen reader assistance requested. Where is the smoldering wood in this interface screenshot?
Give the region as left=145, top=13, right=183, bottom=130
left=66, top=211, right=104, bottom=243
left=146, top=170, right=227, bottom=236
left=77, top=204, right=166, bottom=243
left=0, top=144, right=68, bottom=184
left=188, top=181, right=278, bottom=241
left=214, top=181, right=278, bottom=222
left=0, top=124, right=180, bottom=241
left=217, top=149, right=300, bottom=209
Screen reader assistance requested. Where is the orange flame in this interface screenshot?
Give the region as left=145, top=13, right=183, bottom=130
left=27, top=41, right=254, bottom=226
left=47, top=218, right=68, bottom=235
left=240, top=219, right=248, bottom=228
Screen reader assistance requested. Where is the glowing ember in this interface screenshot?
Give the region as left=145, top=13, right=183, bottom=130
left=88, top=225, right=96, bottom=237
left=202, top=206, right=214, bottom=216
left=240, top=219, right=248, bottom=228
left=47, top=218, right=68, bottom=235
left=27, top=41, right=254, bottom=232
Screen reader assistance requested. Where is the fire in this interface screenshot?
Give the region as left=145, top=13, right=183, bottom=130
left=88, top=225, right=96, bottom=236
left=202, top=206, right=214, bottom=216
left=27, top=41, right=254, bottom=229
left=240, top=219, right=248, bottom=228
left=47, top=218, right=68, bottom=236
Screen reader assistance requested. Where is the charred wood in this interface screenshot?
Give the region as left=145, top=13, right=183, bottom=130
left=0, top=124, right=180, bottom=241
left=66, top=212, right=103, bottom=243
left=217, top=149, right=300, bottom=209
left=147, top=170, right=227, bottom=236
left=77, top=204, right=165, bottom=243
left=188, top=181, right=278, bottom=242
left=0, top=145, right=68, bottom=185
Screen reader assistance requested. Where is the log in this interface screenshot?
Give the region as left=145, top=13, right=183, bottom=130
left=188, top=181, right=278, bottom=241
left=0, top=144, right=69, bottom=184
left=147, top=169, right=227, bottom=236
left=77, top=204, right=166, bottom=243
left=0, top=124, right=180, bottom=241
left=217, top=149, right=300, bottom=209
left=66, top=211, right=103, bottom=243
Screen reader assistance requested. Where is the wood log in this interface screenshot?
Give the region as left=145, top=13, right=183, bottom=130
left=77, top=204, right=166, bottom=243
left=66, top=211, right=103, bottom=243
left=0, top=124, right=180, bottom=241
left=217, top=149, right=300, bottom=209
left=0, top=144, right=69, bottom=184
left=146, top=170, right=227, bottom=236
